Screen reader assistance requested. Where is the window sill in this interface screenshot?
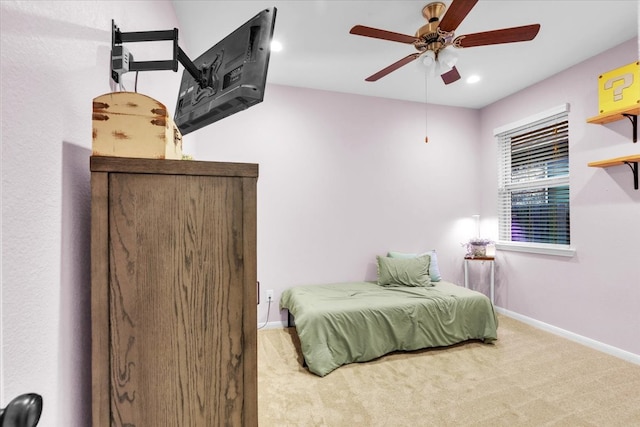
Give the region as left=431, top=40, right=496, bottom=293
left=495, top=241, right=576, bottom=257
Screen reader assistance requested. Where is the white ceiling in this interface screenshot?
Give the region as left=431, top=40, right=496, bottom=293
left=172, top=0, right=639, bottom=109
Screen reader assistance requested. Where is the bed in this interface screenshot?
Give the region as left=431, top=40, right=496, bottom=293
left=280, top=276, right=498, bottom=377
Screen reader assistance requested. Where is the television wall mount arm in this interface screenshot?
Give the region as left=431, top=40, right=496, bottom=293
left=111, top=19, right=207, bottom=88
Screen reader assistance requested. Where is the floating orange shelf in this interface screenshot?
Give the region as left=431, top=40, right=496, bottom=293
left=587, top=154, right=640, bottom=168
left=586, top=105, right=638, bottom=143
left=586, top=106, right=640, bottom=125
left=588, top=154, right=640, bottom=190
left=587, top=105, right=639, bottom=189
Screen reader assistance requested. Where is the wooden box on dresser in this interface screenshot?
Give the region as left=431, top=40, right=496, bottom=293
left=90, top=156, right=258, bottom=427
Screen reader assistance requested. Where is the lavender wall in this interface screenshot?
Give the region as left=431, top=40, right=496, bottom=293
left=187, top=85, right=482, bottom=325
left=478, top=38, right=640, bottom=356
left=0, top=1, right=182, bottom=425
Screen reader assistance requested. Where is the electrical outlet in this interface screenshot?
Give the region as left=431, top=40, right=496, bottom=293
left=266, top=289, right=274, bottom=302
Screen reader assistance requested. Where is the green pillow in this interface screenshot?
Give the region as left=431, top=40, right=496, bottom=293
left=376, top=254, right=432, bottom=287
left=388, top=250, right=442, bottom=282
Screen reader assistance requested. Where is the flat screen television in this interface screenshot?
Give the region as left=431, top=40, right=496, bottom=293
left=174, top=7, right=277, bottom=135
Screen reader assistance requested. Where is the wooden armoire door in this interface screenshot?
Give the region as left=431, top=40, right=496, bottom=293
left=91, top=157, right=258, bottom=427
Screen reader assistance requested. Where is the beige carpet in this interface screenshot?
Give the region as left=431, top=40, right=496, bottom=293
left=257, top=315, right=640, bottom=426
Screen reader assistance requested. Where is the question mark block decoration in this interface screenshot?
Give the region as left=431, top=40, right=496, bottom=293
left=597, top=61, right=639, bottom=115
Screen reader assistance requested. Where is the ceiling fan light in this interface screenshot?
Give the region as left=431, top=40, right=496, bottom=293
left=438, top=46, right=458, bottom=68
left=422, top=50, right=437, bottom=77
left=437, top=59, right=452, bottom=73
left=422, top=50, right=436, bottom=67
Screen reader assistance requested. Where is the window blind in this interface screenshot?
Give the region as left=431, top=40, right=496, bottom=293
left=496, top=105, right=570, bottom=246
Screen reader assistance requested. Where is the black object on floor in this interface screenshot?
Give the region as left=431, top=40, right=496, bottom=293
left=0, top=393, right=43, bottom=427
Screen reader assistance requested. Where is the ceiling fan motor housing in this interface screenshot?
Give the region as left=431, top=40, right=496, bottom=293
left=422, top=2, right=446, bottom=22
left=416, top=2, right=447, bottom=52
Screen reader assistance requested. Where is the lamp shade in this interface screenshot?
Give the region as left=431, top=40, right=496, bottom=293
left=422, top=50, right=437, bottom=77
left=472, top=214, right=480, bottom=238
left=437, top=46, right=458, bottom=71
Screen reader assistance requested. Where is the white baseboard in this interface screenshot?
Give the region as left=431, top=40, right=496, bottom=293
left=496, top=307, right=640, bottom=366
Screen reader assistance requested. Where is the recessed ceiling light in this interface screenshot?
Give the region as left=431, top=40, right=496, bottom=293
left=466, top=75, right=481, bottom=84
left=270, top=40, right=283, bottom=52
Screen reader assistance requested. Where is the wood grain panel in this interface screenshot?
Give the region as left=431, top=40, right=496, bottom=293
left=241, top=177, right=258, bottom=427
left=91, top=156, right=258, bottom=178
left=90, top=172, right=110, bottom=427
left=108, top=173, right=246, bottom=426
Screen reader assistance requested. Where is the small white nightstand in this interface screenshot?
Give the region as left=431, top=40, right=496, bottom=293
left=463, top=256, right=495, bottom=304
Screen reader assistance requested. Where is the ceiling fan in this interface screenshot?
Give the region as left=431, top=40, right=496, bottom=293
left=349, top=0, right=541, bottom=84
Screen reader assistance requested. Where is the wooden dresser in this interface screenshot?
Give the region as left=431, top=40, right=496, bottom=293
left=90, top=156, right=258, bottom=426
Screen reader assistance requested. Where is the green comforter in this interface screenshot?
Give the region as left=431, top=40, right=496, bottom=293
left=280, top=281, right=498, bottom=377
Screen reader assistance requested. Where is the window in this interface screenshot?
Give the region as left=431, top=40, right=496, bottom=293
left=495, top=104, right=574, bottom=256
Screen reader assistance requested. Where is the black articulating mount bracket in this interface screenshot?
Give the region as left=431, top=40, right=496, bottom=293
left=110, top=19, right=207, bottom=88
left=621, top=113, right=637, bottom=143
left=623, top=160, right=639, bottom=190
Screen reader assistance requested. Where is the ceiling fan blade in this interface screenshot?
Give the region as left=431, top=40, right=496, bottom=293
left=441, top=66, right=461, bottom=85
left=439, top=0, right=479, bottom=33
left=457, top=24, right=541, bottom=48
left=365, top=53, right=421, bottom=82
left=349, top=25, right=417, bottom=44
